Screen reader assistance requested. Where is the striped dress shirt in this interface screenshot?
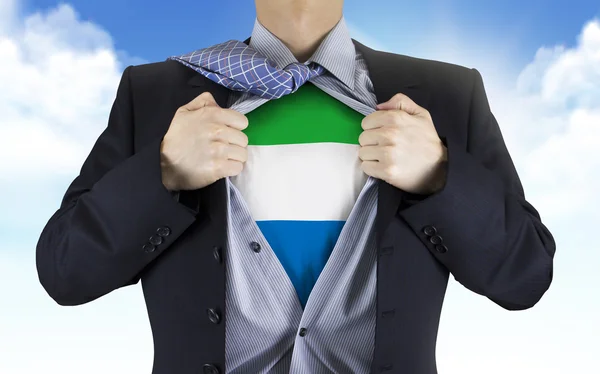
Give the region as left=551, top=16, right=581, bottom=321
left=223, top=16, right=381, bottom=373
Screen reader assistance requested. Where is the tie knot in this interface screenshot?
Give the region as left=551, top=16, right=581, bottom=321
left=284, top=61, right=325, bottom=92
left=289, top=61, right=324, bottom=76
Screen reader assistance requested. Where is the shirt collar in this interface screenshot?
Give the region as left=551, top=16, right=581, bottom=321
left=248, top=16, right=357, bottom=90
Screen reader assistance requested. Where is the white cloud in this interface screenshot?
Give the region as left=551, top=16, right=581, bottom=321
left=532, top=20, right=600, bottom=107
left=0, top=3, right=122, bottom=179
left=504, top=19, right=600, bottom=220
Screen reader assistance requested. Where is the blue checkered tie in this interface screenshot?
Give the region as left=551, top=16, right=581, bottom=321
left=167, top=40, right=326, bottom=100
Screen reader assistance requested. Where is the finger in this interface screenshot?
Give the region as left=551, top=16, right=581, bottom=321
left=224, top=143, right=248, bottom=163
left=220, top=108, right=250, bottom=131
left=212, top=125, right=249, bottom=148
left=358, top=145, right=382, bottom=162
left=202, top=107, right=249, bottom=131
left=376, top=93, right=424, bottom=115
left=358, top=129, right=379, bottom=146
left=220, top=159, right=245, bottom=178
left=181, top=91, right=219, bottom=111
left=362, top=109, right=409, bottom=131
left=360, top=160, right=385, bottom=180
left=359, top=128, right=399, bottom=146
left=361, top=110, right=390, bottom=130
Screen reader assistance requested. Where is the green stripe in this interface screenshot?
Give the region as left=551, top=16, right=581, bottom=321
left=243, top=82, right=364, bottom=145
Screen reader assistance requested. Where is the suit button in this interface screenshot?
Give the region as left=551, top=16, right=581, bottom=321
left=202, top=364, right=220, bottom=374
left=213, top=246, right=223, bottom=263
left=299, top=327, right=307, bottom=337
left=142, top=243, right=156, bottom=253
left=429, top=235, right=443, bottom=245
left=250, top=241, right=261, bottom=253
left=156, top=226, right=171, bottom=237
left=422, top=225, right=437, bottom=236
left=207, top=308, right=221, bottom=324
left=149, top=235, right=163, bottom=246
left=435, top=244, right=448, bottom=253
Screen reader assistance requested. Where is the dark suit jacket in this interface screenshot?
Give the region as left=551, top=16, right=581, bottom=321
left=36, top=38, right=556, bottom=374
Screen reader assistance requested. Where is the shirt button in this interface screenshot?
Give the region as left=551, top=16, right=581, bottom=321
left=207, top=308, right=221, bottom=324
left=250, top=241, right=261, bottom=253
left=299, top=327, right=307, bottom=337
left=202, top=364, right=220, bottom=374
left=213, top=246, right=223, bottom=264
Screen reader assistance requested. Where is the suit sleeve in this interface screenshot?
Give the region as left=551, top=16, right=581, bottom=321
left=398, top=68, right=556, bottom=310
left=36, top=65, right=198, bottom=306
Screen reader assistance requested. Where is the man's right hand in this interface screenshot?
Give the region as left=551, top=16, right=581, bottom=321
left=160, top=92, right=249, bottom=191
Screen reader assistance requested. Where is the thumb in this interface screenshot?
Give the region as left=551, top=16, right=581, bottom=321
left=376, top=93, right=423, bottom=115
left=181, top=91, right=220, bottom=112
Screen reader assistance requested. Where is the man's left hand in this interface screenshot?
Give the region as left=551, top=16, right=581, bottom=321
left=359, top=93, right=448, bottom=195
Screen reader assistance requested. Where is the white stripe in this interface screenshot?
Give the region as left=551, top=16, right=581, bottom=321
left=230, top=142, right=368, bottom=221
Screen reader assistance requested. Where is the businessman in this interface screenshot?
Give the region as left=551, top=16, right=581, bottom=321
left=36, top=0, right=556, bottom=373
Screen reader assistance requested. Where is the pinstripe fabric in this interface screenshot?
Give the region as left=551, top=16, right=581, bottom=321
left=222, top=17, right=380, bottom=373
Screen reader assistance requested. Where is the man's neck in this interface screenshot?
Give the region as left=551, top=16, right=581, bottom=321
left=255, top=2, right=343, bottom=62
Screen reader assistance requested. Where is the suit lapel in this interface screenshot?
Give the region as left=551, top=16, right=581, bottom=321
left=185, top=37, right=431, bottom=246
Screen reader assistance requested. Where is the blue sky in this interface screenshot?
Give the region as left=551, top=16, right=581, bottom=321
left=1, top=0, right=600, bottom=373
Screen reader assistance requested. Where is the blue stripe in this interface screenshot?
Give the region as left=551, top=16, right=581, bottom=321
left=256, top=220, right=346, bottom=308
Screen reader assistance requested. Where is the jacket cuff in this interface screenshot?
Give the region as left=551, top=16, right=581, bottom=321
left=397, top=136, right=506, bottom=291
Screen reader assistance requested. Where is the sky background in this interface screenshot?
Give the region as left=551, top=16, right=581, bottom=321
left=1, top=0, right=599, bottom=373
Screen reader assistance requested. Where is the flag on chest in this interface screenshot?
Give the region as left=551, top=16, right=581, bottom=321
left=230, top=82, right=368, bottom=307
